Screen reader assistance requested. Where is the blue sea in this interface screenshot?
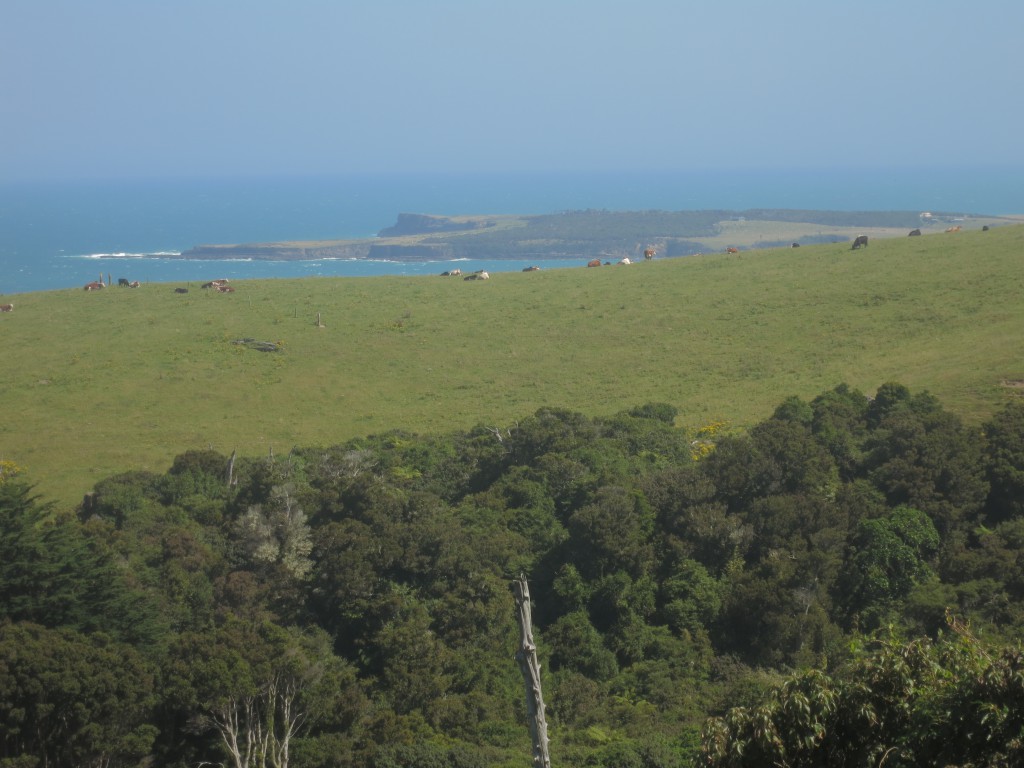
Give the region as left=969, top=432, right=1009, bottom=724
left=1, top=168, right=1021, bottom=295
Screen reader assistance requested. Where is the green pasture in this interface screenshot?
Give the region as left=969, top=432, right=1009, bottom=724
left=3, top=225, right=1023, bottom=509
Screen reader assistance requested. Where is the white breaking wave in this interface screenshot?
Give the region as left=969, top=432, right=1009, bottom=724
left=68, top=251, right=182, bottom=259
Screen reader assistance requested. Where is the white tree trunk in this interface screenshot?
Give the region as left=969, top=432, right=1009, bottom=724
left=513, top=576, right=551, bottom=768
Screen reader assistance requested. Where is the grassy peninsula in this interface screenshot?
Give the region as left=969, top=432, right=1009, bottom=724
left=3, top=222, right=1023, bottom=508
left=178, top=208, right=1012, bottom=261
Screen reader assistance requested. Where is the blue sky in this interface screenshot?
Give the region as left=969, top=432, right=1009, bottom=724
left=3, top=0, right=1022, bottom=181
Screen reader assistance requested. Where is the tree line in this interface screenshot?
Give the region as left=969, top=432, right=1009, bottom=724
left=2, top=382, right=1023, bottom=767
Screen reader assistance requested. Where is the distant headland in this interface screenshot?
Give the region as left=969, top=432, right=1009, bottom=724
left=176, top=209, right=1017, bottom=262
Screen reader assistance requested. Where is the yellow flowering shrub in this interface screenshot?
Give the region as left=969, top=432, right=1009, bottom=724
left=0, top=459, right=24, bottom=485
left=690, top=420, right=729, bottom=461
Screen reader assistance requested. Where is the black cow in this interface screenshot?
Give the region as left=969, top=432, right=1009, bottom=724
left=118, top=278, right=130, bottom=287
left=908, top=229, right=921, bottom=236
left=851, top=235, right=869, bottom=250
left=174, top=287, right=189, bottom=294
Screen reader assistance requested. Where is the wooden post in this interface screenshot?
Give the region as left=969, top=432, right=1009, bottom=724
left=513, top=575, right=551, bottom=768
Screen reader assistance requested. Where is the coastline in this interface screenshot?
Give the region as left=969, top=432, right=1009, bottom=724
left=171, top=209, right=1023, bottom=262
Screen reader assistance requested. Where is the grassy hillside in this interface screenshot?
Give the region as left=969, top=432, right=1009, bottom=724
left=3, top=225, right=1023, bottom=508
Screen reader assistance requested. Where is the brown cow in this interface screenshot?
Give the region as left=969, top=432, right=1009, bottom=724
left=216, top=284, right=235, bottom=293
left=945, top=225, right=962, bottom=233
left=587, top=259, right=602, bottom=267
left=83, top=281, right=105, bottom=291
left=726, top=247, right=739, bottom=254
left=851, top=235, right=869, bottom=250
left=643, top=247, right=656, bottom=260
left=0, top=304, right=12, bottom=312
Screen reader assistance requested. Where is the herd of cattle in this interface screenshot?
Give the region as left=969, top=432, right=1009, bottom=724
left=721, top=224, right=982, bottom=254
left=42, top=223, right=995, bottom=305
left=80, top=277, right=234, bottom=293
left=440, top=269, right=491, bottom=280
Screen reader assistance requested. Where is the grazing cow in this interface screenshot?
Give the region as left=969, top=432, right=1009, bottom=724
left=522, top=266, right=540, bottom=272
left=726, top=247, right=739, bottom=254
left=908, top=229, right=922, bottom=236
left=945, top=225, right=962, bottom=233
left=118, top=278, right=130, bottom=287
left=83, top=281, right=105, bottom=291
left=174, top=288, right=189, bottom=294
left=0, top=304, right=12, bottom=312
left=587, top=259, right=602, bottom=267
left=851, top=235, right=869, bottom=250
left=643, top=247, right=656, bottom=260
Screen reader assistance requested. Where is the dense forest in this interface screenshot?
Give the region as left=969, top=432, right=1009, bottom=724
left=2, top=383, right=1024, bottom=767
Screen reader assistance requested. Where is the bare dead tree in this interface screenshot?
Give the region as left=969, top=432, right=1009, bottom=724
left=226, top=449, right=237, bottom=488
left=487, top=422, right=519, bottom=443
left=513, top=575, right=551, bottom=768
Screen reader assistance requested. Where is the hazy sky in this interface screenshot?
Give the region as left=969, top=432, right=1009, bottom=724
left=3, top=0, right=1022, bottom=181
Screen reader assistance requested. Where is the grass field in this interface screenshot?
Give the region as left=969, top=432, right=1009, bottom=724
left=3, top=224, right=1023, bottom=509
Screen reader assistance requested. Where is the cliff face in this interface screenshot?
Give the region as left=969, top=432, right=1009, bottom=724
left=179, top=242, right=373, bottom=260
left=179, top=242, right=457, bottom=261
left=367, top=243, right=454, bottom=260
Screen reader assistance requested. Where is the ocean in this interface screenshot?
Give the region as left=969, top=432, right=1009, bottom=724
left=2, top=168, right=1022, bottom=295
